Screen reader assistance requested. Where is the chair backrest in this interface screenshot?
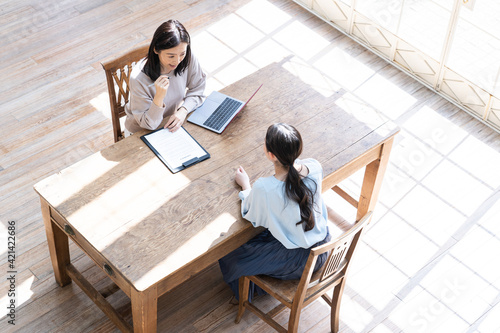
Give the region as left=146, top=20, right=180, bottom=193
left=295, top=211, right=373, bottom=301
left=101, top=44, right=150, bottom=142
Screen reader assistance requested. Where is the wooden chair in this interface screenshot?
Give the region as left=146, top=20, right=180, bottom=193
left=235, top=211, right=373, bottom=333
left=101, top=44, right=149, bottom=142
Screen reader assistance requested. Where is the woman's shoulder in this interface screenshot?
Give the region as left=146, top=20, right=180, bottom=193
left=251, top=177, right=283, bottom=196
left=130, top=59, right=151, bottom=85
left=189, top=51, right=200, bottom=63
left=253, top=176, right=277, bottom=190
left=186, top=52, right=202, bottom=71
left=300, top=158, right=322, bottom=173
left=250, top=177, right=285, bottom=203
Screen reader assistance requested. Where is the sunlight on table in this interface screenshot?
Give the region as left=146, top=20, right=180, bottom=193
left=335, top=92, right=388, bottom=129
left=68, top=158, right=191, bottom=248
left=36, top=153, right=119, bottom=207
left=134, top=212, right=237, bottom=291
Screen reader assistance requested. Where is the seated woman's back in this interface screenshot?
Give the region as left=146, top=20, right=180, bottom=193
left=239, top=157, right=328, bottom=249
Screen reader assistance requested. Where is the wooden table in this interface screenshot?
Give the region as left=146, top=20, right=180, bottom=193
left=34, top=58, right=399, bottom=332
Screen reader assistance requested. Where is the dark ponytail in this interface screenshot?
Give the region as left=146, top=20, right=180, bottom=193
left=265, top=123, right=316, bottom=231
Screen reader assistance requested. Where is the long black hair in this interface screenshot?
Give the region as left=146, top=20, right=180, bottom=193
left=265, top=123, right=316, bottom=231
left=143, top=20, right=191, bottom=81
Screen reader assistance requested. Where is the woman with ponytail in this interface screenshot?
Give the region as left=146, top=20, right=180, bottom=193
left=219, top=123, right=331, bottom=302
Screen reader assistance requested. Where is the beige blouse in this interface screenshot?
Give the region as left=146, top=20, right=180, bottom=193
left=124, top=52, right=206, bottom=133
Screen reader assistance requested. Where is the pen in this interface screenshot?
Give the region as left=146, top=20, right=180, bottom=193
left=148, top=75, right=169, bottom=87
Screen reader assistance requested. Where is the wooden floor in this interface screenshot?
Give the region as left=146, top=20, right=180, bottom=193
left=1, top=0, right=499, bottom=332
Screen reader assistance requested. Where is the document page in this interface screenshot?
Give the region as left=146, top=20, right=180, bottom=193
left=143, top=127, right=208, bottom=171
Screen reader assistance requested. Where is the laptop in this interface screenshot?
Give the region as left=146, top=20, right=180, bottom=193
left=187, top=84, right=262, bottom=134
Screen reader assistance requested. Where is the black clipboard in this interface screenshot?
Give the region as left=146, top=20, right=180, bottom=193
left=141, top=127, right=210, bottom=173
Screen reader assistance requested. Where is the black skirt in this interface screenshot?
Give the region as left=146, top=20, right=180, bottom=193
left=218, top=228, right=331, bottom=301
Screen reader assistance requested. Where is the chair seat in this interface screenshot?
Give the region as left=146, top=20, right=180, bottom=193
left=250, top=267, right=343, bottom=307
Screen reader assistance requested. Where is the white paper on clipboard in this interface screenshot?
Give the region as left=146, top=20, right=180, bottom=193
left=141, top=127, right=209, bottom=173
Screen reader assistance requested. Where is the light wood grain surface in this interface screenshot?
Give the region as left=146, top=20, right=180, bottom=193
left=5, top=0, right=498, bottom=332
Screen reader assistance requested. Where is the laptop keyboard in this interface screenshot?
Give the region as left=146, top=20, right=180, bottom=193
left=203, top=98, right=243, bottom=131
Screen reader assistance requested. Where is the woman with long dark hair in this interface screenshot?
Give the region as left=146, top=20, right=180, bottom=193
left=125, top=20, right=206, bottom=133
left=219, top=123, right=331, bottom=301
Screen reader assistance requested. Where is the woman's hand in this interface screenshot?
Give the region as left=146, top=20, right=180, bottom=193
left=165, top=107, right=188, bottom=132
left=235, top=166, right=251, bottom=191
left=152, top=75, right=169, bottom=107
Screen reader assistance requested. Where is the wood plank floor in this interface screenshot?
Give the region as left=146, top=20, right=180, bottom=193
left=1, top=0, right=499, bottom=332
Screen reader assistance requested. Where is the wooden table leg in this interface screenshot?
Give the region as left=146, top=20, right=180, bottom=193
left=40, top=197, right=71, bottom=286
left=131, top=285, right=158, bottom=332
left=356, top=138, right=395, bottom=221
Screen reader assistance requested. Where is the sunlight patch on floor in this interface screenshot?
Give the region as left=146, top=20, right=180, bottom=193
left=273, top=20, right=330, bottom=60
left=314, top=47, right=375, bottom=91
left=206, top=14, right=265, bottom=54
left=422, top=159, right=492, bottom=216
left=389, top=286, right=469, bottom=332
left=89, top=91, right=112, bottom=120
left=193, top=0, right=335, bottom=97
left=339, top=292, right=375, bottom=331
left=236, top=0, right=292, bottom=34
left=244, top=39, right=291, bottom=68
left=448, top=134, right=500, bottom=187
left=403, top=105, right=467, bottom=155
left=192, top=31, right=237, bottom=73
left=282, top=56, right=342, bottom=97
left=1, top=273, right=34, bottom=319
left=354, top=73, right=417, bottom=120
